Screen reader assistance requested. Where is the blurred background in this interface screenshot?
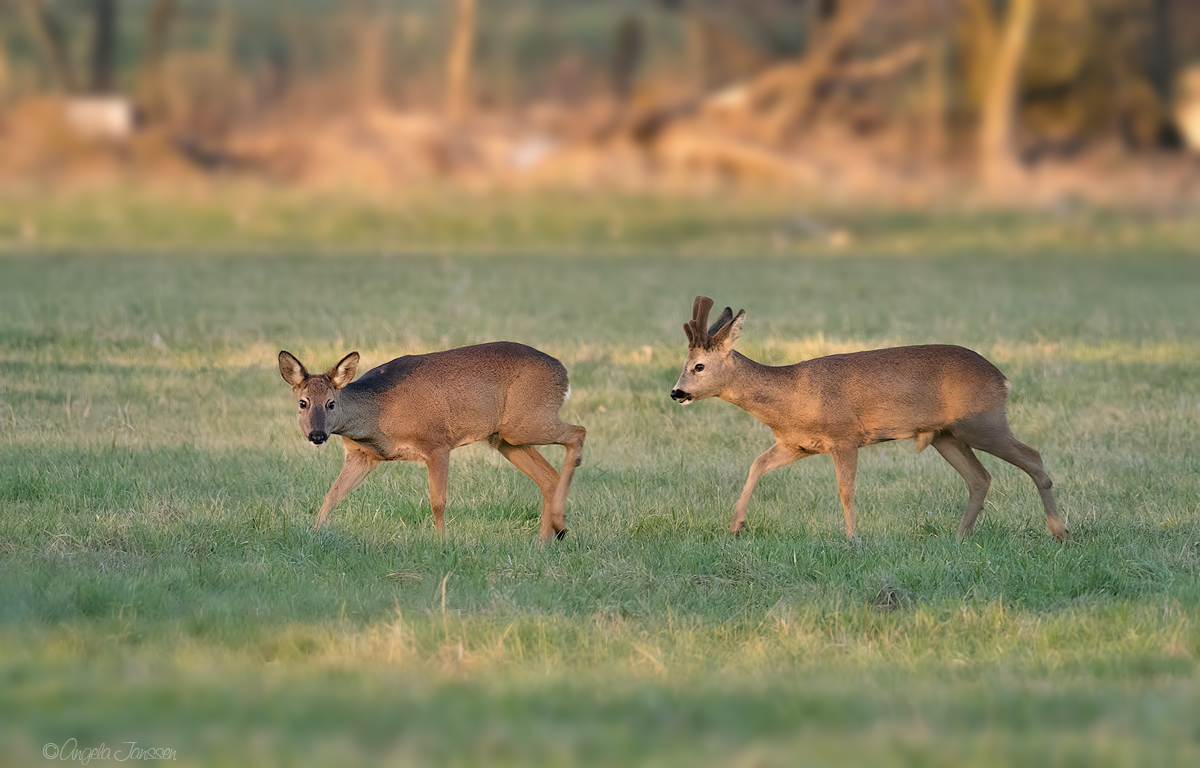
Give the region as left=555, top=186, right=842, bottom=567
left=4, top=6, right=1200, bottom=766
left=1, top=0, right=1199, bottom=204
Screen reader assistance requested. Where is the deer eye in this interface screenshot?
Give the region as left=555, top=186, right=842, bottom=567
left=694, top=364, right=705, bottom=372
left=299, top=400, right=308, bottom=409
left=326, top=401, right=335, bottom=410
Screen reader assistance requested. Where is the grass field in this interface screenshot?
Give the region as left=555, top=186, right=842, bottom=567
left=1, top=191, right=1199, bottom=766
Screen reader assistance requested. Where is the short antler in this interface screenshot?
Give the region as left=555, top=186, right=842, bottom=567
left=686, top=296, right=739, bottom=350
left=686, top=296, right=715, bottom=349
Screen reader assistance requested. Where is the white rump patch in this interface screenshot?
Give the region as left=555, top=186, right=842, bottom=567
left=563, top=384, right=571, bottom=403
left=1004, top=380, right=1013, bottom=391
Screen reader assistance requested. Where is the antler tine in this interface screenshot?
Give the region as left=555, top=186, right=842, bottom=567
left=689, top=296, right=715, bottom=347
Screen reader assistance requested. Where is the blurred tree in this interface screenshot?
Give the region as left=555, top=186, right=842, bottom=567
left=958, top=0, right=1184, bottom=158
left=137, top=0, right=176, bottom=120
left=600, top=12, right=643, bottom=136
left=357, top=6, right=391, bottom=108
left=744, top=0, right=876, bottom=143
left=18, top=0, right=77, bottom=92
left=1148, top=0, right=1174, bottom=106
left=611, top=13, right=643, bottom=106
left=0, top=20, right=9, bottom=99
left=446, top=0, right=475, bottom=121
left=979, top=0, right=1036, bottom=185
left=88, top=0, right=117, bottom=94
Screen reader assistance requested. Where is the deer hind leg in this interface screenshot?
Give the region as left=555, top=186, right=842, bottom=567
left=545, top=424, right=586, bottom=541
left=493, top=438, right=561, bottom=538
left=314, top=441, right=380, bottom=530
left=966, top=428, right=1068, bottom=542
left=932, top=433, right=991, bottom=541
left=499, top=415, right=585, bottom=541
left=831, top=446, right=860, bottom=540
left=730, top=442, right=808, bottom=534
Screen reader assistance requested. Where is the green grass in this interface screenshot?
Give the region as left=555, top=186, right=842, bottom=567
left=1, top=192, right=1199, bottom=766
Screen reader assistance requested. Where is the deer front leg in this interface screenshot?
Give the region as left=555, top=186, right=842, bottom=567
left=730, top=442, right=808, bottom=534
left=314, top=442, right=379, bottom=529
left=425, top=448, right=451, bottom=536
left=831, top=446, right=859, bottom=540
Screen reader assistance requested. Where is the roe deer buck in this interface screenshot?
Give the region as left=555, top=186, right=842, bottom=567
left=671, top=296, right=1067, bottom=542
left=278, top=343, right=586, bottom=541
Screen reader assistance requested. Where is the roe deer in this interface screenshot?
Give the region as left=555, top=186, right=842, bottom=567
left=278, top=343, right=586, bottom=541
left=670, top=296, right=1067, bottom=542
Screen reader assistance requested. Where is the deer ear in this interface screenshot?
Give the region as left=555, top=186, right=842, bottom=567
left=725, top=311, right=745, bottom=347
left=328, top=352, right=359, bottom=389
left=278, top=351, right=308, bottom=387
left=707, top=306, right=734, bottom=339
left=709, top=310, right=745, bottom=351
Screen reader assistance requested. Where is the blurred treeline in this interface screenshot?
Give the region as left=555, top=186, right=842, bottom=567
left=1, top=0, right=1198, bottom=193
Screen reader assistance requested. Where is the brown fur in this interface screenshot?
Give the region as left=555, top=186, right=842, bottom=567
left=278, top=342, right=586, bottom=541
left=671, top=296, right=1068, bottom=542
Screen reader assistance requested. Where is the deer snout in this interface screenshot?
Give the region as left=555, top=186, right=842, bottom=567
left=308, top=431, right=328, bottom=445
left=670, top=388, right=693, bottom=404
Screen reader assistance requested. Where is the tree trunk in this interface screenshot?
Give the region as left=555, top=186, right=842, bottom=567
left=1148, top=0, right=1173, bottom=112
left=90, top=0, right=119, bottom=95
left=446, top=0, right=476, bottom=122
left=0, top=28, right=9, bottom=100
left=922, top=37, right=948, bottom=160
left=956, top=0, right=999, bottom=118
left=138, top=0, right=176, bottom=120
left=979, top=0, right=1036, bottom=187
left=358, top=10, right=391, bottom=109
left=611, top=13, right=642, bottom=106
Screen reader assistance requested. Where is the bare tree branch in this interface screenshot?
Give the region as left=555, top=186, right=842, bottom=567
left=18, top=0, right=78, bottom=92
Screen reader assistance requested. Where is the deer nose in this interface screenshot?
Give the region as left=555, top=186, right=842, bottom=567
left=308, top=431, right=328, bottom=445
left=670, top=389, right=689, bottom=401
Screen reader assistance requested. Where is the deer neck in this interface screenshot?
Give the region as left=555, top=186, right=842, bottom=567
left=328, top=387, right=379, bottom=442
left=720, top=351, right=798, bottom=429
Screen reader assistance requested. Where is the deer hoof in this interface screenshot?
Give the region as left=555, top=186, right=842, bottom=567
left=555, top=528, right=568, bottom=541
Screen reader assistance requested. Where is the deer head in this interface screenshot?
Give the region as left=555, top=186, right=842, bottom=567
left=670, top=296, right=744, bottom=405
left=278, top=350, right=359, bottom=445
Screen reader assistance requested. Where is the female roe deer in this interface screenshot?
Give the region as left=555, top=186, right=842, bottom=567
left=278, top=343, right=586, bottom=541
left=670, top=296, right=1067, bottom=542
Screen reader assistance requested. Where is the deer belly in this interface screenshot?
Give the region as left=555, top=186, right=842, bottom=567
left=354, top=435, right=424, bottom=462
left=387, top=443, right=428, bottom=462
left=793, top=436, right=831, bottom=454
